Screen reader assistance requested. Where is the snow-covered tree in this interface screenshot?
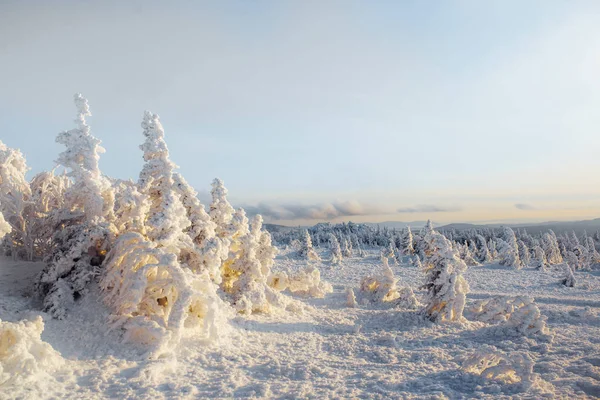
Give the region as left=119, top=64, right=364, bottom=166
left=542, top=231, right=563, bottom=265
left=36, top=95, right=116, bottom=317
left=359, top=256, right=418, bottom=309
left=56, top=93, right=114, bottom=223
left=532, top=244, right=548, bottom=270
left=561, top=264, right=576, bottom=287
left=0, top=140, right=32, bottom=259
left=209, top=178, right=235, bottom=239
left=297, top=229, right=320, bottom=261
left=341, top=237, right=352, bottom=257
left=497, top=227, right=522, bottom=269
left=401, top=226, right=414, bottom=256
left=420, top=229, right=469, bottom=322
left=137, top=111, right=190, bottom=253
left=329, top=233, right=342, bottom=264
left=517, top=240, right=530, bottom=267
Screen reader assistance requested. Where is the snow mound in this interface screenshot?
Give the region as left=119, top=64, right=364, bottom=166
left=0, top=316, right=64, bottom=387
left=470, top=295, right=551, bottom=339
left=101, top=233, right=231, bottom=357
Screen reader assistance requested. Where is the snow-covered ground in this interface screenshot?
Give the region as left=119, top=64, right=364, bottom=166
left=2, top=248, right=600, bottom=399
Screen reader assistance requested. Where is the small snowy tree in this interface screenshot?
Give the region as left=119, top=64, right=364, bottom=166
left=401, top=227, right=414, bottom=256
left=0, top=140, right=32, bottom=259
left=561, top=264, right=576, bottom=287
left=517, top=240, right=530, bottom=267
left=137, top=111, right=190, bottom=254
left=329, top=233, right=342, bottom=264
left=346, top=288, right=358, bottom=308
left=55, top=93, right=114, bottom=223
left=420, top=229, right=470, bottom=322
left=497, top=227, right=522, bottom=269
left=209, top=178, right=235, bottom=239
left=360, top=256, right=418, bottom=309
left=532, top=244, right=548, bottom=270
left=297, top=229, right=320, bottom=261
left=542, top=231, right=563, bottom=265
left=341, top=237, right=352, bottom=257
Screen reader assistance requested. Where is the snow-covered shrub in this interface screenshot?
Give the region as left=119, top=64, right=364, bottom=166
left=329, top=233, right=342, bottom=264
left=221, top=214, right=288, bottom=314
left=469, top=296, right=549, bottom=338
left=0, top=316, right=64, bottom=387
left=420, top=230, right=469, bottom=322
left=101, top=233, right=230, bottom=355
left=462, top=345, right=540, bottom=390
left=36, top=223, right=112, bottom=319
left=497, top=227, right=522, bottom=269
left=27, top=170, right=71, bottom=259
left=359, top=257, right=418, bottom=309
left=346, top=288, right=358, bottom=308
left=285, top=265, right=333, bottom=298
left=209, top=178, right=235, bottom=240
left=297, top=229, right=320, bottom=261
left=561, top=264, right=576, bottom=287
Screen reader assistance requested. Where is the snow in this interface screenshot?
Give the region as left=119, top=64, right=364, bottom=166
left=3, top=246, right=600, bottom=398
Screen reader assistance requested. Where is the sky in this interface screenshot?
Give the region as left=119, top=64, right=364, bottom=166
left=1, top=0, right=600, bottom=226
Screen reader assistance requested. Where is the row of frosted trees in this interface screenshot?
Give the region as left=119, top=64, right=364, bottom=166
left=283, top=220, right=600, bottom=271
left=0, top=94, right=330, bottom=356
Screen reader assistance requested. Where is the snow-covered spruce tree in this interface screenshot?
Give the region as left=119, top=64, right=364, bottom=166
left=586, top=236, right=600, bottom=266
left=55, top=94, right=114, bottom=222
left=542, top=230, right=563, bottom=265
left=297, top=229, right=320, bottom=261
left=532, top=244, right=548, bottom=270
left=341, top=237, right=352, bottom=257
left=137, top=111, right=190, bottom=253
left=329, top=233, right=342, bottom=264
left=224, top=214, right=288, bottom=314
left=488, top=239, right=498, bottom=260
left=420, top=229, right=470, bottom=322
left=517, top=240, right=531, bottom=267
left=173, top=172, right=227, bottom=283
left=401, top=226, right=415, bottom=256
left=0, top=140, right=33, bottom=259
left=497, top=227, right=522, bottom=269
left=36, top=95, right=116, bottom=319
left=561, top=264, right=576, bottom=287
left=101, top=112, right=230, bottom=351
left=475, top=235, right=492, bottom=263
left=209, top=178, right=235, bottom=240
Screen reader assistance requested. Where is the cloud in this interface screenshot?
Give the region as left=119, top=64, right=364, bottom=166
left=396, top=204, right=462, bottom=213
left=514, top=203, right=536, bottom=210
left=244, top=201, right=385, bottom=220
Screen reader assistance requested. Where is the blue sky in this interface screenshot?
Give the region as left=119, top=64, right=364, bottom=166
left=1, top=1, right=600, bottom=225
